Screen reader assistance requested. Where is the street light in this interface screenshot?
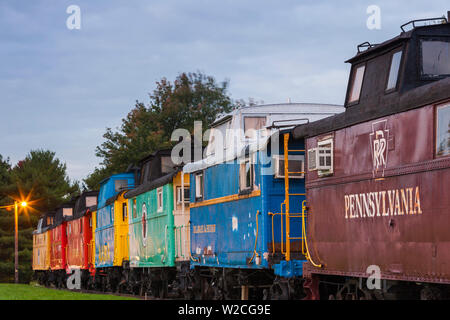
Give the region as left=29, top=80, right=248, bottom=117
left=0, top=200, right=27, bottom=284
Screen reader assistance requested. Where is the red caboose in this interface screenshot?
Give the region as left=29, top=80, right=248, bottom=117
left=49, top=202, right=73, bottom=288
left=294, top=16, right=450, bottom=299
left=66, top=191, right=98, bottom=288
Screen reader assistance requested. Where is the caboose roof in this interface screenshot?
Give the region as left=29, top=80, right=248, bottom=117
left=293, top=17, right=450, bottom=139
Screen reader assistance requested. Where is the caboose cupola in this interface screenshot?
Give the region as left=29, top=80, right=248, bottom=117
left=344, top=14, right=450, bottom=109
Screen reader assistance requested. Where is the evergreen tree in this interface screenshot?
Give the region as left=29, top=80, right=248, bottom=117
left=0, top=150, right=79, bottom=283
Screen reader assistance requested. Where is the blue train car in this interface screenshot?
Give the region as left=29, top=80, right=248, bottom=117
left=183, top=103, right=343, bottom=299
left=93, top=172, right=135, bottom=291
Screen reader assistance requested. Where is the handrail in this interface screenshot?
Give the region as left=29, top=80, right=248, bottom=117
left=400, top=16, right=447, bottom=32
left=301, top=200, right=322, bottom=268
left=248, top=210, right=260, bottom=264
left=164, top=225, right=168, bottom=263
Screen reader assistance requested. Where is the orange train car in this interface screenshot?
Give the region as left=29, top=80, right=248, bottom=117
left=66, top=191, right=98, bottom=288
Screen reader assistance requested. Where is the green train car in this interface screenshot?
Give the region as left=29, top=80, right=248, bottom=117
left=124, top=149, right=191, bottom=297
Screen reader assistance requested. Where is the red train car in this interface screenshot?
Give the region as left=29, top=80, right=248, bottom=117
left=293, top=16, right=450, bottom=299
left=66, top=191, right=98, bottom=288
left=49, top=202, right=74, bottom=287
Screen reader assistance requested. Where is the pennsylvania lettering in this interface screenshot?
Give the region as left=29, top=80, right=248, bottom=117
left=345, top=186, right=422, bottom=219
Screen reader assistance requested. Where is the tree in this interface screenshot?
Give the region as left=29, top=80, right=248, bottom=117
left=0, top=155, right=11, bottom=206
left=0, top=150, right=79, bottom=283
left=85, top=72, right=236, bottom=190
left=6, top=150, right=80, bottom=213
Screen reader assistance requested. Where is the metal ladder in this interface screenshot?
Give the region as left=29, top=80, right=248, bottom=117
left=281, top=133, right=307, bottom=262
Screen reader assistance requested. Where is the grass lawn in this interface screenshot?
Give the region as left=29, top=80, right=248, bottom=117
left=0, top=283, right=139, bottom=300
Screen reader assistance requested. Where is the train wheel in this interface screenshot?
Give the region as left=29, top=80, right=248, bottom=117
left=269, top=279, right=289, bottom=300
left=335, top=279, right=372, bottom=300
left=420, top=286, right=442, bottom=300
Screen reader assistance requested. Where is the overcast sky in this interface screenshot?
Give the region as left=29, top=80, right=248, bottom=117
left=1, top=0, right=448, bottom=182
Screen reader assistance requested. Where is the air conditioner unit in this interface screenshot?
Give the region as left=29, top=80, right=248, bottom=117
left=308, top=149, right=317, bottom=171
left=273, top=155, right=304, bottom=178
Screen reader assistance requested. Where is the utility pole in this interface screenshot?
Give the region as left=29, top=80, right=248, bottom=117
left=14, top=201, right=19, bottom=284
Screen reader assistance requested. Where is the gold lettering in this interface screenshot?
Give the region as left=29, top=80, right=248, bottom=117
left=368, top=192, right=376, bottom=217
left=414, top=186, right=422, bottom=214
left=401, top=189, right=408, bottom=215
left=395, top=189, right=403, bottom=215
left=408, top=188, right=414, bottom=215
left=349, top=195, right=355, bottom=218
left=387, top=190, right=395, bottom=216
left=374, top=192, right=381, bottom=216
left=361, top=193, right=371, bottom=217
left=381, top=191, right=388, bottom=216
left=344, top=186, right=423, bottom=220
left=355, top=194, right=363, bottom=218
left=345, top=195, right=349, bottom=219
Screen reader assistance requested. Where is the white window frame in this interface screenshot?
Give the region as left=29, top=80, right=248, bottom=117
left=176, top=186, right=190, bottom=205
left=239, top=154, right=255, bottom=192
left=157, top=187, right=164, bottom=212
left=308, top=138, right=334, bottom=176
left=317, top=138, right=334, bottom=176
left=436, top=103, right=450, bottom=157
left=195, top=172, right=204, bottom=201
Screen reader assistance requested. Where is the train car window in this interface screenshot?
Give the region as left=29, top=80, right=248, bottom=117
left=436, top=104, right=450, bottom=157
left=206, top=120, right=231, bottom=156
left=348, top=64, right=366, bottom=104
left=63, top=208, right=73, bottom=217
left=244, top=116, right=267, bottom=139
left=115, top=180, right=128, bottom=192
left=421, top=39, right=450, bottom=77
left=110, top=206, right=114, bottom=223
left=85, top=196, right=97, bottom=208
left=239, top=154, right=254, bottom=191
left=80, top=220, right=83, bottom=234
left=176, top=186, right=190, bottom=205
left=140, top=161, right=149, bottom=184
left=195, top=173, right=204, bottom=201
left=157, top=187, right=164, bottom=212
left=161, top=156, right=175, bottom=174
left=122, top=202, right=127, bottom=221
left=317, top=138, right=334, bottom=176
left=132, top=199, right=137, bottom=219
left=386, top=50, right=403, bottom=91
left=142, top=203, right=147, bottom=240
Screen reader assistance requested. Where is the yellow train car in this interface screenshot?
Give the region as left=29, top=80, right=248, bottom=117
left=112, top=192, right=130, bottom=267
left=32, top=231, right=50, bottom=270
left=32, top=213, right=54, bottom=285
